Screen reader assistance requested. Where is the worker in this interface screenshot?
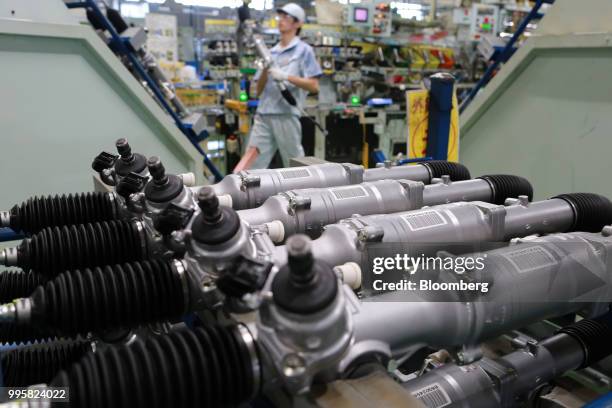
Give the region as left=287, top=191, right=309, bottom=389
left=248, top=3, right=322, bottom=169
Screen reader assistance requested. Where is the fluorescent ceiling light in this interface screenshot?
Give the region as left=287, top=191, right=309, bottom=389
left=175, top=0, right=241, bottom=7
left=120, top=3, right=150, bottom=18
left=175, top=0, right=272, bottom=10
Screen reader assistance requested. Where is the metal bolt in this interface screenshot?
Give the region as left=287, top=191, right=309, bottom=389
left=456, top=351, right=466, bottom=364
left=504, top=197, right=520, bottom=206
left=282, top=354, right=306, bottom=377
left=357, top=225, right=384, bottom=243
left=147, top=156, right=168, bottom=185
left=286, top=234, right=315, bottom=286
left=198, top=187, right=222, bottom=224
left=0, top=211, right=10, bottom=228
left=116, top=138, right=133, bottom=160
left=241, top=175, right=260, bottom=188
left=0, top=247, right=17, bottom=266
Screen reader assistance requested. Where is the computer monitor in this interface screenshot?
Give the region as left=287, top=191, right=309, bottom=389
left=353, top=7, right=369, bottom=23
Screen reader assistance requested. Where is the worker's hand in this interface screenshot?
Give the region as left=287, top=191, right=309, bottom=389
left=269, top=67, right=289, bottom=82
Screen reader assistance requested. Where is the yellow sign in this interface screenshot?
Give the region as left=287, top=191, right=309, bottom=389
left=406, top=89, right=459, bottom=162
left=205, top=19, right=236, bottom=26
left=262, top=17, right=278, bottom=29
left=204, top=19, right=237, bottom=34
left=176, top=88, right=219, bottom=107
left=224, top=100, right=251, bottom=135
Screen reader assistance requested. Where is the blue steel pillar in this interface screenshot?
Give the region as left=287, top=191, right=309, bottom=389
left=426, top=73, right=455, bottom=161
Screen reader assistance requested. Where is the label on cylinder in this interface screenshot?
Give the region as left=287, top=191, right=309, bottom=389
left=411, top=382, right=451, bottom=408
left=401, top=210, right=447, bottom=231
left=501, top=245, right=556, bottom=273
left=331, top=186, right=368, bottom=200
left=278, top=168, right=311, bottom=179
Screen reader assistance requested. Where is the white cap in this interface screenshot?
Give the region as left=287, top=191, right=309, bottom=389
left=178, top=172, right=196, bottom=187
left=264, top=220, right=285, bottom=243
left=277, top=3, right=305, bottom=23
left=216, top=194, right=234, bottom=208
left=334, top=262, right=362, bottom=290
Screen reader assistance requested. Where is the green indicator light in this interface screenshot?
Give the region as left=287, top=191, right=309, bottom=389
left=239, top=91, right=248, bottom=102
left=350, top=95, right=360, bottom=105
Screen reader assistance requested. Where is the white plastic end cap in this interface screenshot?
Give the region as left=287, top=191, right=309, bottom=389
left=335, top=262, right=362, bottom=289
left=179, top=172, right=196, bottom=187
left=217, top=194, right=233, bottom=208
left=265, top=220, right=285, bottom=243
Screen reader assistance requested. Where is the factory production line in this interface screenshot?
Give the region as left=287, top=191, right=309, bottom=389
left=1, top=134, right=612, bottom=407
left=1, top=0, right=612, bottom=407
